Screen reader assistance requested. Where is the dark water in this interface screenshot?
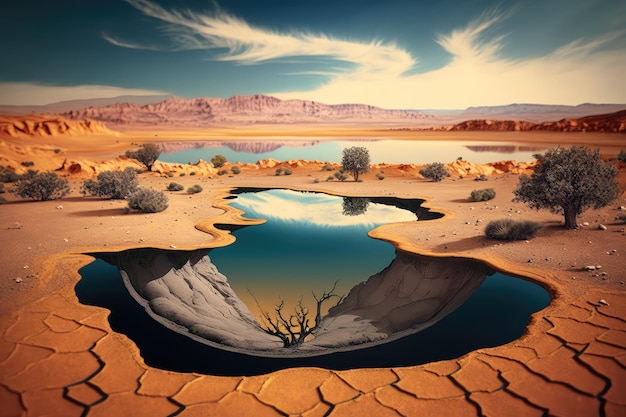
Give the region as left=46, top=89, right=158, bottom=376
left=75, top=189, right=550, bottom=376
left=77, top=259, right=549, bottom=376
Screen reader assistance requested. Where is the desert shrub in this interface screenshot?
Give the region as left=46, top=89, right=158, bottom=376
left=189, top=171, right=196, bottom=176
left=0, top=166, right=19, bottom=183
left=21, top=161, right=35, bottom=167
left=334, top=171, right=348, bottom=181
left=322, top=164, right=334, bottom=171
left=485, top=219, right=543, bottom=240
left=0, top=195, right=6, bottom=204
left=125, top=144, right=161, bottom=171
left=218, top=169, right=228, bottom=176
left=11, top=172, right=70, bottom=201
left=54, top=148, right=62, bottom=154
left=275, top=168, right=284, bottom=176
left=167, top=182, right=184, bottom=191
left=376, top=172, right=385, bottom=180
left=474, top=174, right=488, bottom=181
left=313, top=178, right=320, bottom=183
left=211, top=154, right=227, bottom=168
left=419, top=162, right=450, bottom=182
left=470, top=188, right=496, bottom=202
left=284, top=168, right=293, bottom=176
left=179, top=173, right=186, bottom=177
left=326, top=176, right=334, bottom=181
left=126, top=188, right=168, bottom=213
left=81, top=167, right=138, bottom=199
left=166, top=172, right=174, bottom=177
left=231, top=166, right=241, bottom=174
left=618, top=150, right=626, bottom=162
left=187, top=184, right=203, bottom=194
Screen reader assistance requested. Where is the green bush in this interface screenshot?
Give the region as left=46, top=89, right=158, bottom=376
left=126, top=188, right=168, bottom=213
left=81, top=167, right=139, bottom=199
left=485, top=219, right=543, bottom=240
left=211, top=155, right=227, bottom=168
left=167, top=182, right=184, bottom=191
left=470, top=188, right=496, bottom=202
left=231, top=166, right=241, bottom=174
left=419, top=162, right=450, bottom=182
left=11, top=172, right=70, bottom=201
left=187, top=184, right=203, bottom=194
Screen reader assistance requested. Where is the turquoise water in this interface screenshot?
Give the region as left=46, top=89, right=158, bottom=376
left=211, top=189, right=425, bottom=312
left=75, top=189, right=550, bottom=374
left=159, top=139, right=543, bottom=165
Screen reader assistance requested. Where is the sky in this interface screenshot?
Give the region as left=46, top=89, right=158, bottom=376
left=1, top=0, right=625, bottom=109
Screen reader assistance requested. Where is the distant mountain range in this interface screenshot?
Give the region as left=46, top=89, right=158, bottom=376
left=57, top=95, right=433, bottom=128
left=0, top=94, right=625, bottom=133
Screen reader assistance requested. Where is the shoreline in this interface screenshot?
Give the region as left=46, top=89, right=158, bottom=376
left=1, top=131, right=625, bottom=416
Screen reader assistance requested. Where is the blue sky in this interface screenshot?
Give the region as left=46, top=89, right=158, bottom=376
left=1, top=0, right=625, bottom=108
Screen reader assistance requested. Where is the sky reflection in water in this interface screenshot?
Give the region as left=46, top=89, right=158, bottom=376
left=211, top=189, right=417, bottom=315
left=160, top=139, right=544, bottom=165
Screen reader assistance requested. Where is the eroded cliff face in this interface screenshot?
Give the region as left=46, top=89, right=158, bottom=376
left=0, top=114, right=118, bottom=137
left=107, top=248, right=493, bottom=357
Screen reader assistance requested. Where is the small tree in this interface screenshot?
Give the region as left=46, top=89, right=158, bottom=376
left=82, top=167, right=139, bottom=199
left=341, top=147, right=370, bottom=181
left=252, top=281, right=344, bottom=348
left=126, top=188, right=168, bottom=213
left=211, top=154, right=227, bottom=168
left=11, top=172, right=70, bottom=201
left=125, top=144, right=161, bottom=171
left=420, top=162, right=450, bottom=182
left=342, top=197, right=369, bottom=216
left=513, top=146, right=619, bottom=229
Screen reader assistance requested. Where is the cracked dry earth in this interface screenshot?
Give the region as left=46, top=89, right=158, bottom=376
left=1, top=273, right=625, bottom=417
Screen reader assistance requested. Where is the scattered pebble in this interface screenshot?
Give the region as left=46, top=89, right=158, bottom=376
left=56, top=205, right=63, bottom=210
left=15, top=278, right=22, bottom=283
left=585, top=265, right=596, bottom=271
left=598, top=299, right=609, bottom=306
left=170, top=244, right=177, bottom=248
left=63, top=238, right=69, bottom=242
left=583, top=222, right=589, bottom=226
left=598, top=224, right=607, bottom=230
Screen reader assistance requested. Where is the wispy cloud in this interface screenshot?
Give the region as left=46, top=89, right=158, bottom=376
left=0, top=82, right=168, bottom=106
left=112, top=0, right=416, bottom=78
left=108, top=0, right=626, bottom=108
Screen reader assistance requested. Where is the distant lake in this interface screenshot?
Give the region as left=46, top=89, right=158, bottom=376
left=159, top=139, right=546, bottom=165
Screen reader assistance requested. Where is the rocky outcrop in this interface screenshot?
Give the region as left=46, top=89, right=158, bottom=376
left=62, top=94, right=433, bottom=128
left=449, top=110, right=626, bottom=133
left=0, top=114, right=118, bottom=137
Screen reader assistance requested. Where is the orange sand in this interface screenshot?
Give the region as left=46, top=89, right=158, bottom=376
left=0, top=129, right=625, bottom=416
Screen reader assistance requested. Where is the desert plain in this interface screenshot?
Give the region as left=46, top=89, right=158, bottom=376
left=0, top=125, right=625, bottom=417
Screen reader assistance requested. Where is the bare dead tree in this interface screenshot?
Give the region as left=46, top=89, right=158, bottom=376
left=248, top=281, right=344, bottom=348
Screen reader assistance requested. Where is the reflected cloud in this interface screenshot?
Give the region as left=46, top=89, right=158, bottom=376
left=233, top=189, right=417, bottom=228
